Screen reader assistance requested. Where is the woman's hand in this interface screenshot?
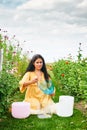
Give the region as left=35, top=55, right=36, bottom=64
left=23, top=76, right=38, bottom=87
left=31, top=76, right=38, bottom=84
left=50, top=93, right=55, bottom=97
left=50, top=88, right=56, bottom=97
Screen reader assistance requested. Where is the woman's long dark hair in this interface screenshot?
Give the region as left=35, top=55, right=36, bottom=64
left=25, top=54, right=50, bottom=82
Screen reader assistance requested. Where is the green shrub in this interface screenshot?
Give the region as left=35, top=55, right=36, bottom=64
left=0, top=69, right=19, bottom=118
left=52, top=59, right=87, bottom=101
left=0, top=31, right=29, bottom=118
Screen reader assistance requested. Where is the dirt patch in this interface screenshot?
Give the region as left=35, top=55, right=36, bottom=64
left=74, top=101, right=87, bottom=115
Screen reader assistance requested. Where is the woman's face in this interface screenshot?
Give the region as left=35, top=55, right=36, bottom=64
left=34, top=58, right=43, bottom=70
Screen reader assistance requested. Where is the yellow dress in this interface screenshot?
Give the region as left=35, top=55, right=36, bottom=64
left=19, top=72, right=54, bottom=111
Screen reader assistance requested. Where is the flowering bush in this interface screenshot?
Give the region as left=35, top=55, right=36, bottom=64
left=0, top=30, right=29, bottom=118
left=52, top=57, right=87, bottom=101
left=0, top=69, right=19, bottom=118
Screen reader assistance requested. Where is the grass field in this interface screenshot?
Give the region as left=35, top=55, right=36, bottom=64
left=0, top=91, right=87, bottom=130
left=0, top=109, right=87, bottom=130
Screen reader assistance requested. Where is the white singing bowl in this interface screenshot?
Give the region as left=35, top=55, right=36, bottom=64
left=56, top=95, right=74, bottom=117
left=11, top=102, right=30, bottom=119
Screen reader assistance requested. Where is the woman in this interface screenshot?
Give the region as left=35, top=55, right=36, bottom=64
left=19, top=54, right=55, bottom=116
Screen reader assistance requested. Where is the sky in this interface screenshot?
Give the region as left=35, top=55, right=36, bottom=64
left=0, top=0, right=87, bottom=63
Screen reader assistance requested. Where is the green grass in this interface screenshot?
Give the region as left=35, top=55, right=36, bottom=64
left=0, top=91, right=87, bottom=130
left=0, top=109, right=87, bottom=130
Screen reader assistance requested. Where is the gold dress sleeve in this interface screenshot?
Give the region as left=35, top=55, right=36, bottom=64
left=19, top=72, right=30, bottom=93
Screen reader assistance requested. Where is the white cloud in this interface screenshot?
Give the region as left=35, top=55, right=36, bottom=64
left=77, top=0, right=87, bottom=8
left=17, top=0, right=55, bottom=10
left=0, top=0, right=87, bottom=62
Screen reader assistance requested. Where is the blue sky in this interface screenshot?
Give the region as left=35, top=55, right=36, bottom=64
left=0, top=0, right=87, bottom=62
